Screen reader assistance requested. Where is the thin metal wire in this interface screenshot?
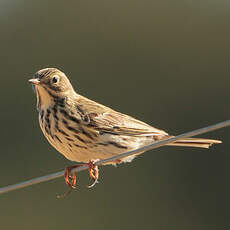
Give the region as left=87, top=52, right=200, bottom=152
left=0, top=120, right=229, bottom=195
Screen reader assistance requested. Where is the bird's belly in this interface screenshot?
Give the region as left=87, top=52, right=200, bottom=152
left=39, top=116, right=96, bottom=162
left=39, top=111, right=154, bottom=164
left=51, top=136, right=146, bottom=164
left=40, top=126, right=132, bottom=163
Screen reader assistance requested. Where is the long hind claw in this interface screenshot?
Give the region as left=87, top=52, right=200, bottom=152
left=57, top=165, right=82, bottom=198
left=64, top=166, right=79, bottom=189
left=87, top=160, right=99, bottom=188
left=57, top=161, right=99, bottom=198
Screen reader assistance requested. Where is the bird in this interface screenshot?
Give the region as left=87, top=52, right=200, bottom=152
left=29, top=68, right=221, bottom=194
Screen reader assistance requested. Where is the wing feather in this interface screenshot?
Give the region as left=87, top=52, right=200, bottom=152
left=76, top=95, right=168, bottom=137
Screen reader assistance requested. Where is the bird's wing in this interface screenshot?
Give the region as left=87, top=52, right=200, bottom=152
left=76, top=96, right=168, bottom=137
left=91, top=112, right=168, bottom=137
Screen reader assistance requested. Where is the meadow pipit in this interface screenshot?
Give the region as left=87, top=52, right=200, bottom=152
left=29, top=68, right=221, bottom=192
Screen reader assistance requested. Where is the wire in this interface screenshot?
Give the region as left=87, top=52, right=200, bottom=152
left=0, top=120, right=229, bottom=195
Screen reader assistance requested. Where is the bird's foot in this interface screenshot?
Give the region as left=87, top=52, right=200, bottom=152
left=57, top=165, right=83, bottom=198
left=57, top=160, right=99, bottom=198
left=64, top=165, right=82, bottom=189
left=87, top=160, right=99, bottom=188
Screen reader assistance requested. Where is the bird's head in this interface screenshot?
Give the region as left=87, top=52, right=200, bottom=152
left=29, top=68, right=75, bottom=110
left=29, top=68, right=74, bottom=95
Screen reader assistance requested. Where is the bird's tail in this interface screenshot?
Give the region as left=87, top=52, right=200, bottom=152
left=166, top=137, right=222, bottom=148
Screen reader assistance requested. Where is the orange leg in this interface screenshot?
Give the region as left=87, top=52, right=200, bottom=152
left=64, top=165, right=83, bottom=189
left=64, top=161, right=99, bottom=188
left=57, top=165, right=83, bottom=198
left=88, top=160, right=99, bottom=188
left=57, top=161, right=99, bottom=198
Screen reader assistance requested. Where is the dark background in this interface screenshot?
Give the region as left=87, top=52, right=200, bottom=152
left=0, top=1, right=229, bottom=229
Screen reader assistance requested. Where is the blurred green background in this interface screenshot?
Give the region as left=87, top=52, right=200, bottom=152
left=0, top=0, right=229, bottom=229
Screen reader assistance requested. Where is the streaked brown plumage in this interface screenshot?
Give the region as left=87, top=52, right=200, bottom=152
left=29, top=68, right=221, bottom=190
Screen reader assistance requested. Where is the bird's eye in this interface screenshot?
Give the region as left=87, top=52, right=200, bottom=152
left=52, top=75, right=59, bottom=84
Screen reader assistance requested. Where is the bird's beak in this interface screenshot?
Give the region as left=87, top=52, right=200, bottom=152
left=28, top=78, right=40, bottom=85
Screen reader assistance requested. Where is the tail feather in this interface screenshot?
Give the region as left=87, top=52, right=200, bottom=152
left=166, top=137, right=222, bottom=148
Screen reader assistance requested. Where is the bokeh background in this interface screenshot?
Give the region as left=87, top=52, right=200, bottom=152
left=0, top=1, right=229, bottom=229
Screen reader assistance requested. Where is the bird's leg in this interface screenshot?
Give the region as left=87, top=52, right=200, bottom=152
left=57, top=165, right=84, bottom=198
left=64, top=161, right=99, bottom=189
left=57, top=161, right=99, bottom=198
left=88, top=160, right=99, bottom=188
left=64, top=165, right=83, bottom=189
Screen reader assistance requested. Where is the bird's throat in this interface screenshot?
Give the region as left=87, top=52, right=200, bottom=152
left=35, top=85, right=55, bottom=111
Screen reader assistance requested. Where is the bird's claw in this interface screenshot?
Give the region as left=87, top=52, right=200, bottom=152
left=57, top=160, right=99, bottom=198
left=87, top=160, right=99, bottom=188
